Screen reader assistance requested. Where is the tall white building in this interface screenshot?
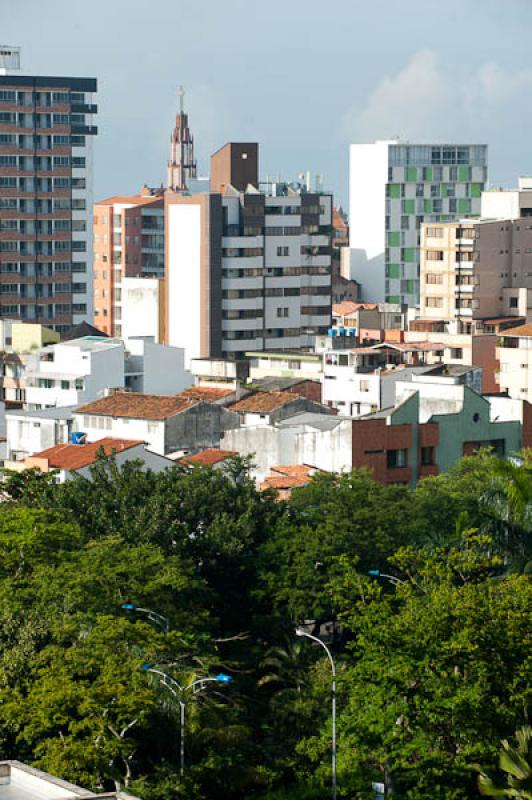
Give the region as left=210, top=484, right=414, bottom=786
left=349, top=140, right=487, bottom=306
left=165, top=143, right=332, bottom=363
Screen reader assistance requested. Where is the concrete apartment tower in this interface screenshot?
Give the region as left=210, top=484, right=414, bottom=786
left=92, top=188, right=164, bottom=337
left=349, top=140, right=487, bottom=306
left=0, top=47, right=97, bottom=332
left=167, top=86, right=197, bottom=191
left=165, top=143, right=332, bottom=364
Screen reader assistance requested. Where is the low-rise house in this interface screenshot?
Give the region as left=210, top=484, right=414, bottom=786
left=4, top=405, right=75, bottom=464
left=22, top=437, right=173, bottom=483
left=179, top=448, right=239, bottom=469
left=0, top=759, right=140, bottom=800
left=223, top=387, right=532, bottom=487
left=24, top=337, right=126, bottom=410
left=228, top=390, right=332, bottom=427
left=248, top=376, right=322, bottom=404
left=180, top=386, right=241, bottom=406
left=191, top=357, right=250, bottom=392
left=124, top=336, right=193, bottom=395
left=260, top=464, right=316, bottom=499
left=75, top=391, right=240, bottom=457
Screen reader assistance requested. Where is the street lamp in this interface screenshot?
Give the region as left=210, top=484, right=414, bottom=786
left=121, top=602, right=170, bottom=633
left=367, top=570, right=404, bottom=587
left=296, top=627, right=337, bottom=800
left=142, top=663, right=232, bottom=777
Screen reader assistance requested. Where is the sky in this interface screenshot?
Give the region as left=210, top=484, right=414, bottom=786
left=3, top=0, right=532, bottom=209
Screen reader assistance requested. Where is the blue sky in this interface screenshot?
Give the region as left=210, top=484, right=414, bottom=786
left=4, top=0, right=532, bottom=207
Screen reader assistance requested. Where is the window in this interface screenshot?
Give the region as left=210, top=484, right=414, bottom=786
left=426, top=297, right=443, bottom=308
left=426, top=273, right=443, bottom=284
left=510, top=297, right=519, bottom=308
left=359, top=380, right=370, bottom=392
left=276, top=307, right=289, bottom=318
left=426, top=227, right=444, bottom=238
left=53, top=114, right=70, bottom=124
left=421, top=447, right=434, bottom=466
left=450, top=348, right=463, bottom=359
left=276, top=246, right=289, bottom=257
left=387, top=449, right=408, bottom=469
left=426, top=250, right=444, bottom=261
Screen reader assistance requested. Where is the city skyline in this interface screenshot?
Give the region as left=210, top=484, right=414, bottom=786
left=3, top=0, right=532, bottom=207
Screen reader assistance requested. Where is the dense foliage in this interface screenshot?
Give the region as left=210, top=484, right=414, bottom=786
left=0, top=451, right=530, bottom=799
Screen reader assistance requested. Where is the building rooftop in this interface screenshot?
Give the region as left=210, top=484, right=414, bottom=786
left=95, top=194, right=163, bottom=208
left=277, top=412, right=342, bottom=431
left=0, top=761, right=140, bottom=800
left=61, top=322, right=108, bottom=342
left=77, top=392, right=198, bottom=420
left=180, top=386, right=235, bottom=402
left=245, top=350, right=321, bottom=362
left=6, top=406, right=76, bottom=420
left=179, top=448, right=238, bottom=466
left=31, top=438, right=143, bottom=471
left=57, top=336, right=123, bottom=352
left=229, top=391, right=302, bottom=413
left=249, top=376, right=318, bottom=392
left=499, top=323, right=532, bottom=337
left=333, top=301, right=377, bottom=315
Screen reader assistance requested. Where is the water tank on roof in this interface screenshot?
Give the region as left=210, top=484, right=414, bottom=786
left=71, top=432, right=87, bottom=445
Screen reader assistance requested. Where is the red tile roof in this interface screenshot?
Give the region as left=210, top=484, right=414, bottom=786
left=499, top=323, right=532, bottom=337
left=31, top=438, right=143, bottom=471
left=180, top=386, right=235, bottom=402
left=95, top=195, right=163, bottom=208
left=179, top=448, right=238, bottom=466
left=333, top=301, right=377, bottom=316
left=260, top=475, right=311, bottom=490
left=77, top=392, right=198, bottom=420
left=270, top=464, right=315, bottom=477
left=229, top=391, right=301, bottom=414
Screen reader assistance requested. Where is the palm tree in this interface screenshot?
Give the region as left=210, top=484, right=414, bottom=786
left=477, top=726, right=532, bottom=800
left=481, top=458, right=532, bottom=572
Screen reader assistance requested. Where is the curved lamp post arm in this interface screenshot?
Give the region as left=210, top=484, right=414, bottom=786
left=296, top=627, right=336, bottom=800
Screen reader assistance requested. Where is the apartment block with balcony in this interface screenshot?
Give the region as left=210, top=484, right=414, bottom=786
left=165, top=143, right=332, bottom=363
left=349, top=141, right=487, bottom=305
left=420, top=219, right=532, bottom=323
left=0, top=59, right=97, bottom=332
left=93, top=189, right=164, bottom=337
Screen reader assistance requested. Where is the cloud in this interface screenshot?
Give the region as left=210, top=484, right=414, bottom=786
left=342, top=50, right=532, bottom=145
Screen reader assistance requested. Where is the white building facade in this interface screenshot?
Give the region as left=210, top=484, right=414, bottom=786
left=349, top=140, right=487, bottom=305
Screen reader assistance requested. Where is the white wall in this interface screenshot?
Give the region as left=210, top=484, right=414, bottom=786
left=322, top=365, right=380, bottom=416
left=481, top=190, right=520, bottom=220
left=121, top=278, right=161, bottom=341
left=167, top=202, right=202, bottom=366
left=349, top=141, right=391, bottom=301
left=6, top=413, right=71, bottom=460
left=73, top=412, right=166, bottom=455
left=126, top=337, right=193, bottom=394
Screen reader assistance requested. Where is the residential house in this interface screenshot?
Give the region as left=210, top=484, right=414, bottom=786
left=228, top=390, right=332, bottom=427
left=22, top=437, right=173, bottom=483
left=5, top=405, right=74, bottom=464
left=75, top=391, right=240, bottom=457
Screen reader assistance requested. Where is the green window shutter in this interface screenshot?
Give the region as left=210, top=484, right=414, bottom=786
left=402, top=199, right=415, bottom=214
left=385, top=295, right=401, bottom=304
left=405, top=166, right=417, bottom=182
left=440, top=183, right=448, bottom=198
left=386, top=263, right=400, bottom=279
left=424, top=199, right=433, bottom=213
left=403, top=247, right=416, bottom=262
left=458, top=166, right=471, bottom=181
left=423, top=167, right=433, bottom=181
left=387, top=231, right=400, bottom=246
left=471, top=183, right=482, bottom=198
left=388, top=183, right=401, bottom=199
left=458, top=198, right=471, bottom=214
left=406, top=279, right=415, bottom=293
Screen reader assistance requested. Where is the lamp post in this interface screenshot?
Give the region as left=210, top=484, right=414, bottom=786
left=296, top=627, right=336, bottom=800
left=121, top=602, right=170, bottom=633
left=142, top=664, right=232, bottom=777
left=367, top=569, right=404, bottom=587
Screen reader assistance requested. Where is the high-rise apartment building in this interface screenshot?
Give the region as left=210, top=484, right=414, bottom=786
left=165, top=143, right=332, bottom=363
left=93, top=188, right=164, bottom=337
left=349, top=140, right=487, bottom=306
left=420, top=218, right=532, bottom=324
left=0, top=49, right=97, bottom=332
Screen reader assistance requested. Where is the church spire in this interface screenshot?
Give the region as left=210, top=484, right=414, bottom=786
left=167, top=85, right=197, bottom=191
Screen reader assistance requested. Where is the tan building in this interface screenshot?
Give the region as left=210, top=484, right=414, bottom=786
left=420, top=219, right=532, bottom=324
left=93, top=189, right=164, bottom=336
left=497, top=323, right=532, bottom=401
